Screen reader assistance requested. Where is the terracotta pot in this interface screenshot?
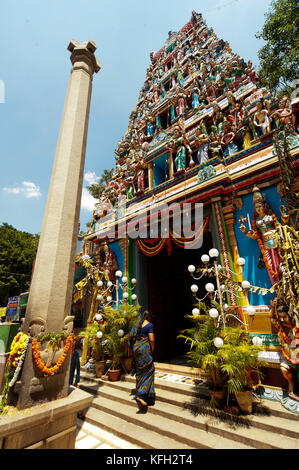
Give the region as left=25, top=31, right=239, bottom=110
left=95, top=360, right=106, bottom=378
left=208, top=388, right=226, bottom=408
left=235, top=390, right=253, bottom=414
left=108, top=369, right=121, bottom=382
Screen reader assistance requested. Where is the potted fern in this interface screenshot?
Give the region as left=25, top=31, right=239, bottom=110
left=218, top=326, right=266, bottom=414
left=78, top=323, right=106, bottom=378
left=117, top=304, right=141, bottom=373
left=177, top=301, right=226, bottom=407
left=102, top=305, right=133, bottom=381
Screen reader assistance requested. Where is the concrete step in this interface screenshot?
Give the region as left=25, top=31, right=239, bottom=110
left=80, top=380, right=299, bottom=449
left=80, top=370, right=209, bottom=399
left=79, top=371, right=298, bottom=423
left=88, top=395, right=254, bottom=449
left=154, top=361, right=205, bottom=378
left=84, top=406, right=194, bottom=449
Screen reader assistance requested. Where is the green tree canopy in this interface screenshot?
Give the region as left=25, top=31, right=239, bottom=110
left=256, top=0, right=299, bottom=97
left=86, top=168, right=114, bottom=199
left=0, top=223, right=39, bottom=306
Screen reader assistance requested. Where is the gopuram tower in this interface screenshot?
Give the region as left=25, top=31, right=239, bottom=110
left=83, top=11, right=298, bottom=399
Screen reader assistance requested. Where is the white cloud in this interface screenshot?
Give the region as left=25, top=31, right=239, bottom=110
left=3, top=181, right=41, bottom=198
left=81, top=187, right=97, bottom=212
left=84, top=171, right=99, bottom=186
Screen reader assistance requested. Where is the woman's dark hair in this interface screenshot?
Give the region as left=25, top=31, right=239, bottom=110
left=136, top=310, right=152, bottom=338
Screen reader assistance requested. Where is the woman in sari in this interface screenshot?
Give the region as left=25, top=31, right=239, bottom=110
left=129, top=311, right=155, bottom=410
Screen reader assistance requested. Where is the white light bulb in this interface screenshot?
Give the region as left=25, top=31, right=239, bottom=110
left=123, top=292, right=129, bottom=299
left=188, top=265, right=196, bottom=273
left=97, top=280, right=103, bottom=287
left=237, top=257, right=246, bottom=266
left=246, top=306, right=255, bottom=316
left=97, top=295, right=101, bottom=300
left=115, top=270, right=122, bottom=278
left=122, top=276, right=128, bottom=284
left=192, top=308, right=200, bottom=316
left=242, top=280, right=250, bottom=289
left=131, top=278, right=137, bottom=285
left=214, top=337, right=224, bottom=348
left=252, top=336, right=263, bottom=347
left=205, top=283, right=215, bottom=293
left=201, top=254, right=210, bottom=264
left=209, top=248, right=219, bottom=258
left=106, top=296, right=112, bottom=302
left=96, top=331, right=103, bottom=339
left=191, top=284, right=199, bottom=293
left=131, top=294, right=137, bottom=301
left=107, top=281, right=113, bottom=288
left=118, top=329, right=124, bottom=337
left=220, top=284, right=226, bottom=291
left=209, top=308, right=219, bottom=319
left=223, top=303, right=229, bottom=311
left=95, top=314, right=102, bottom=321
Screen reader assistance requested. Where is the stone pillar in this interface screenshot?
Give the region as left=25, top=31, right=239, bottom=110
left=14, top=40, right=100, bottom=410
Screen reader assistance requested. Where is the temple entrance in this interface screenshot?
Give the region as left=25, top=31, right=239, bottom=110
left=146, top=230, right=215, bottom=363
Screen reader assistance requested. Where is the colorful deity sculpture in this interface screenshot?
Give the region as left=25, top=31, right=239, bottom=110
left=221, top=119, right=238, bottom=157
left=239, top=186, right=281, bottom=285
left=174, top=144, right=187, bottom=172
left=253, top=100, right=271, bottom=136
left=196, top=122, right=209, bottom=164
left=271, top=299, right=299, bottom=401
left=175, top=86, right=188, bottom=116
left=191, top=86, right=201, bottom=109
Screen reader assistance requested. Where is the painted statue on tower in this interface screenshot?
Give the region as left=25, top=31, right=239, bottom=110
left=239, top=186, right=281, bottom=285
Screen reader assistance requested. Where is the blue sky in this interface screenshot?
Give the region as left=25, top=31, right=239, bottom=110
left=0, top=0, right=272, bottom=235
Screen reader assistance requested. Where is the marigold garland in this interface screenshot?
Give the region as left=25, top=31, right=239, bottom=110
left=8, top=332, right=29, bottom=368
left=32, top=335, right=72, bottom=376
left=253, top=211, right=280, bottom=277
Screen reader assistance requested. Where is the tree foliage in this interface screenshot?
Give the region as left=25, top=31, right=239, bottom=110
left=86, top=169, right=115, bottom=199
left=0, top=223, right=39, bottom=306
left=256, top=0, right=299, bottom=96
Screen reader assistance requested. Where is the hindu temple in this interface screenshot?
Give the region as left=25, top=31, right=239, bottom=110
left=74, top=11, right=299, bottom=407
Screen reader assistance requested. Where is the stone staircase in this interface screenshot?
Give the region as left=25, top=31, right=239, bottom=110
left=78, top=365, right=299, bottom=450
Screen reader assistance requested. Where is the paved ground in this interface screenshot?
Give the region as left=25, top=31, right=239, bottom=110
left=75, top=418, right=140, bottom=449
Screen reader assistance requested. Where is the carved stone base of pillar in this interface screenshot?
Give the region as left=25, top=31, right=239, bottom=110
left=8, top=343, right=72, bottom=411
left=0, top=387, right=93, bottom=448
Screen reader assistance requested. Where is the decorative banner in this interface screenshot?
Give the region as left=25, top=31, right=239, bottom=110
left=6, top=296, right=19, bottom=320
left=0, top=307, right=6, bottom=317
left=171, top=216, right=210, bottom=249
left=137, top=238, right=167, bottom=257
left=136, top=217, right=209, bottom=256
left=73, top=278, right=87, bottom=303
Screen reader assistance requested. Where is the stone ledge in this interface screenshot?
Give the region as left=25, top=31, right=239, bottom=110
left=0, top=386, right=93, bottom=449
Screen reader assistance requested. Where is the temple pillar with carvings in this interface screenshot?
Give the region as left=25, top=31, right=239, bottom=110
left=13, top=40, right=100, bottom=410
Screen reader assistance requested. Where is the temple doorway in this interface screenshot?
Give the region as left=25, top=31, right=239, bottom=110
left=145, top=230, right=215, bottom=363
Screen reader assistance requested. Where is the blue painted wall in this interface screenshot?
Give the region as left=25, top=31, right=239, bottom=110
left=234, top=185, right=282, bottom=305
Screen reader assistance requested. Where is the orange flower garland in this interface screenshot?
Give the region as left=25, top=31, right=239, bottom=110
left=253, top=211, right=280, bottom=277
left=32, top=335, right=73, bottom=376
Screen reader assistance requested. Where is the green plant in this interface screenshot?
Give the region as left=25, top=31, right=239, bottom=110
left=178, top=302, right=266, bottom=409
left=78, top=323, right=106, bottom=361
left=218, top=326, right=266, bottom=395
left=102, top=304, right=140, bottom=369
left=177, top=301, right=225, bottom=390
